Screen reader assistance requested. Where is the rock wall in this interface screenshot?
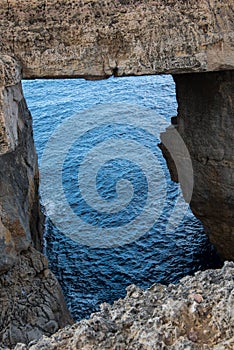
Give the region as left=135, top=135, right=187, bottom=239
left=0, top=56, right=42, bottom=273
left=0, top=57, right=73, bottom=347
left=160, top=70, right=234, bottom=259
left=174, top=70, right=234, bottom=260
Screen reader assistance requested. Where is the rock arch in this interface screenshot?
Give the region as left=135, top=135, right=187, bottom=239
left=0, top=0, right=233, bottom=346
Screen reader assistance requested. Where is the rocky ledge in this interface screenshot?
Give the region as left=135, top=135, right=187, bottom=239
left=9, top=262, right=234, bottom=350
left=0, top=247, right=73, bottom=348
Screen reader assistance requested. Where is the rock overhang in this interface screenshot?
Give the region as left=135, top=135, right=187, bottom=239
left=0, top=0, right=233, bottom=79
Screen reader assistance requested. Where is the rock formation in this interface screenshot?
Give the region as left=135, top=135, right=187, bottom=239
left=11, top=262, right=234, bottom=350
left=0, top=56, right=73, bottom=347
left=0, top=0, right=233, bottom=347
left=0, top=0, right=233, bottom=78
left=0, top=0, right=233, bottom=260
left=0, top=247, right=72, bottom=347
left=174, top=71, right=234, bottom=260
left=161, top=70, right=234, bottom=259
left=0, top=56, right=42, bottom=273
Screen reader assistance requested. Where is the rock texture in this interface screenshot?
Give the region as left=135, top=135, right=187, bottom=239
left=0, top=1, right=233, bottom=78
left=160, top=70, right=234, bottom=260
left=0, top=1, right=233, bottom=261
left=0, top=246, right=72, bottom=347
left=0, top=0, right=233, bottom=346
left=0, top=1, right=233, bottom=260
left=0, top=55, right=42, bottom=273
left=0, top=57, right=73, bottom=347
left=174, top=70, right=234, bottom=260
left=10, top=262, right=234, bottom=350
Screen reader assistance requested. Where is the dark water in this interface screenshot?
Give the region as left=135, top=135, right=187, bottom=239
left=22, top=75, right=222, bottom=321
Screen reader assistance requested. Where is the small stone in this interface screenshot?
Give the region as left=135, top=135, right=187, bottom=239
left=188, top=330, right=198, bottom=342
left=193, top=294, right=203, bottom=303
left=43, top=320, right=59, bottom=333
left=43, top=269, right=51, bottom=278
left=27, top=327, right=44, bottom=343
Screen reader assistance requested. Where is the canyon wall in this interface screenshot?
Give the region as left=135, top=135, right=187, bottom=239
left=0, top=0, right=233, bottom=347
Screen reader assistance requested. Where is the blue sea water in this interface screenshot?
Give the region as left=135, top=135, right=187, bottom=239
left=22, top=75, right=222, bottom=321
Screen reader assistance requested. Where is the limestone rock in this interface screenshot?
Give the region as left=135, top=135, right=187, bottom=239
left=173, top=70, right=234, bottom=260
left=0, top=1, right=233, bottom=78
left=0, top=56, right=22, bottom=154
left=11, top=262, right=234, bottom=350
left=0, top=246, right=73, bottom=348
left=0, top=58, right=42, bottom=273
left=158, top=71, right=234, bottom=260
left=0, top=1, right=233, bottom=260
left=0, top=56, right=73, bottom=347
left=0, top=1, right=233, bottom=347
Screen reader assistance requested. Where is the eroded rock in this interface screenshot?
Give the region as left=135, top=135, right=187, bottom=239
left=0, top=57, right=43, bottom=273
left=0, top=1, right=233, bottom=78
left=10, top=262, right=234, bottom=350
left=0, top=1, right=233, bottom=347
left=173, top=70, right=234, bottom=260
left=0, top=246, right=73, bottom=348
left=0, top=56, right=73, bottom=347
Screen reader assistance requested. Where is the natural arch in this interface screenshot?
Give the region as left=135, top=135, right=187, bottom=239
left=0, top=0, right=233, bottom=346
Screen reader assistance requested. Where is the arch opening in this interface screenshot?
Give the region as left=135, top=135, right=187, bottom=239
left=22, top=75, right=222, bottom=320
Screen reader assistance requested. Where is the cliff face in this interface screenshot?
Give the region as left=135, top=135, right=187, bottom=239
left=174, top=71, right=234, bottom=260
left=160, top=70, right=234, bottom=259
left=0, top=0, right=233, bottom=347
left=0, top=56, right=42, bottom=273
left=0, top=0, right=232, bottom=259
left=0, top=56, right=73, bottom=347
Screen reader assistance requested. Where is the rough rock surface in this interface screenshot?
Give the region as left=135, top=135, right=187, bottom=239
left=0, top=56, right=73, bottom=347
left=0, top=56, right=42, bottom=273
left=0, top=1, right=233, bottom=78
left=0, top=0, right=233, bottom=347
left=0, top=246, right=73, bottom=348
left=160, top=70, right=234, bottom=260
left=0, top=1, right=233, bottom=261
left=9, top=262, right=234, bottom=350
left=174, top=70, right=234, bottom=260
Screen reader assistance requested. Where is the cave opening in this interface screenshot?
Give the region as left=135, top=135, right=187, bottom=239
left=22, top=75, right=222, bottom=321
